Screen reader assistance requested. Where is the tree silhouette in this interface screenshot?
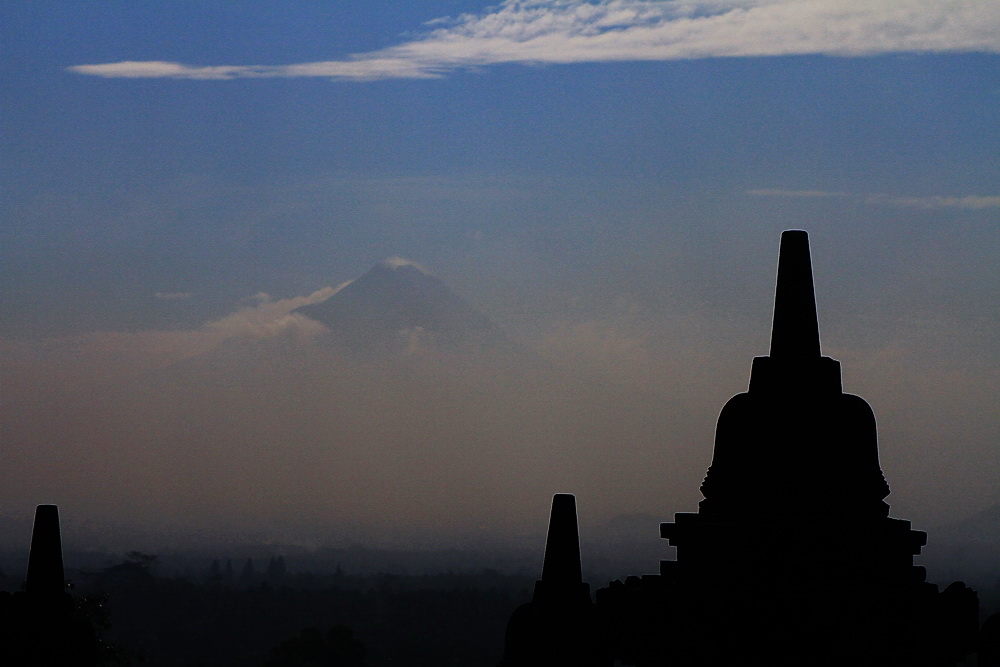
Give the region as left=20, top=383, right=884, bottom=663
left=263, top=624, right=367, bottom=666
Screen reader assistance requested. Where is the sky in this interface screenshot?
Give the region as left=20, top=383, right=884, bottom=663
left=1, top=1, right=998, bottom=562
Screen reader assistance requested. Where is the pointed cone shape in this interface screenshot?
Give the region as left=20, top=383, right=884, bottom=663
left=294, top=260, right=509, bottom=356
left=769, top=230, right=821, bottom=359
left=25, top=504, right=65, bottom=596
left=540, top=494, right=583, bottom=587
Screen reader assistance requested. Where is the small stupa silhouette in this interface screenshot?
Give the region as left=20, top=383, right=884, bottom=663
left=0, top=505, right=98, bottom=665
left=25, top=504, right=66, bottom=597
left=499, top=494, right=610, bottom=667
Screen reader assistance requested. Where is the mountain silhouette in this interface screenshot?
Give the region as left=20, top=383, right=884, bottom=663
left=294, top=259, right=509, bottom=357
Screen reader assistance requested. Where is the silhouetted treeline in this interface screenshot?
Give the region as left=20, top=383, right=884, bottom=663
left=55, top=556, right=534, bottom=666
left=5, top=549, right=1000, bottom=666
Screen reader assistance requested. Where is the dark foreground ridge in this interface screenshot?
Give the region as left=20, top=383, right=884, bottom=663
left=501, top=231, right=980, bottom=666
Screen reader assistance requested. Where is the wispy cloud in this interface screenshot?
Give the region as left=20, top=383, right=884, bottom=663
left=746, top=188, right=841, bottom=198
left=883, top=195, right=1000, bottom=210
left=68, top=0, right=1000, bottom=81
left=749, top=188, right=1000, bottom=209
left=0, top=286, right=343, bottom=389
left=204, top=285, right=341, bottom=340
left=380, top=257, right=428, bottom=272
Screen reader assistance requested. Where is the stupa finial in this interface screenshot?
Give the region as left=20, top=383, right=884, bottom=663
left=540, top=494, right=583, bottom=588
left=25, top=504, right=66, bottom=596
left=769, top=230, right=821, bottom=359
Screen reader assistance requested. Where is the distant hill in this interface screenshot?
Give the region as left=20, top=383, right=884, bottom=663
left=295, top=258, right=510, bottom=357
left=940, top=502, right=1000, bottom=544
left=918, top=503, right=1000, bottom=592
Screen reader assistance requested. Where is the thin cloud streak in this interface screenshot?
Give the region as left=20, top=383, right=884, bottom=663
left=155, top=292, right=193, bottom=300
left=749, top=189, right=1000, bottom=210
left=0, top=286, right=342, bottom=389
left=68, top=0, right=1000, bottom=81
left=884, top=195, right=1000, bottom=210
left=747, top=189, right=841, bottom=198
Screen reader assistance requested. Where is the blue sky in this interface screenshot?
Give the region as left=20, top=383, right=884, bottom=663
left=4, top=1, right=998, bottom=334
left=1, top=1, right=998, bottom=551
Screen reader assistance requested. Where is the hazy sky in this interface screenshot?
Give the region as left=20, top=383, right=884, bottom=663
left=1, top=1, right=998, bottom=555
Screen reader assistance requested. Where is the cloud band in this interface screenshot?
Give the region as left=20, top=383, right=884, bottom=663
left=68, top=0, right=1000, bottom=81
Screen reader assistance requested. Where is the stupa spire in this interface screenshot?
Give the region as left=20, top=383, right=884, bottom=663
left=769, top=230, right=821, bottom=359
left=540, top=494, right=583, bottom=588
left=25, top=504, right=65, bottom=596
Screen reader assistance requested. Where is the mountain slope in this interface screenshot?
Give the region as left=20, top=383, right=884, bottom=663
left=294, top=259, right=509, bottom=357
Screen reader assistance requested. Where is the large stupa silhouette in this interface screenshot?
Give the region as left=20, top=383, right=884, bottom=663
left=500, top=231, right=979, bottom=666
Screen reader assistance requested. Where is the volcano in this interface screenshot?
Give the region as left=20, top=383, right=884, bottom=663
left=294, top=259, right=508, bottom=357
